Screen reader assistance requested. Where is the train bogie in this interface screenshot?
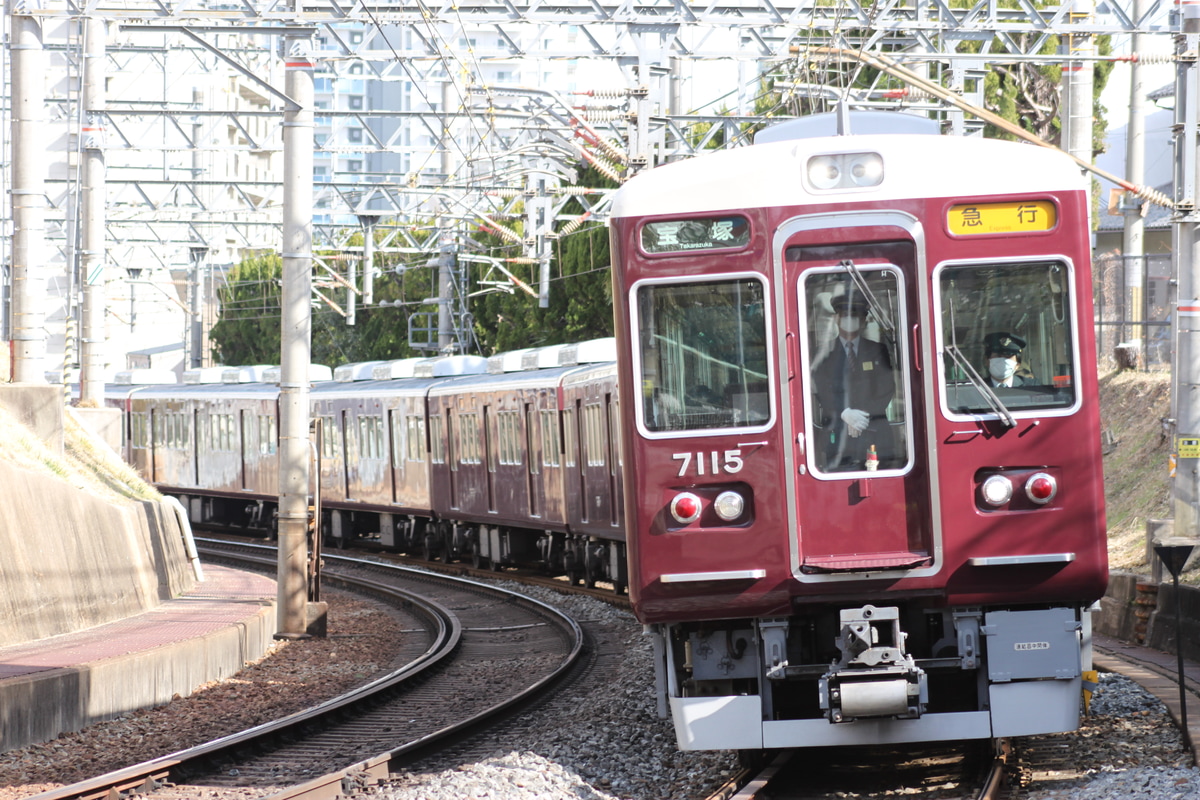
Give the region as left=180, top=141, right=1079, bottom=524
left=610, top=117, right=1108, bottom=749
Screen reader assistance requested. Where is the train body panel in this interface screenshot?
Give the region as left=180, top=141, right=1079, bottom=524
left=428, top=367, right=571, bottom=530
left=121, top=345, right=628, bottom=582
left=561, top=362, right=625, bottom=541
left=129, top=383, right=281, bottom=500
left=310, top=378, right=440, bottom=515
left=610, top=122, right=1108, bottom=749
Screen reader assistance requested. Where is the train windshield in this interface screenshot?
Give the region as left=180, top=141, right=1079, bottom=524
left=635, top=277, right=771, bottom=434
left=939, top=260, right=1077, bottom=415
left=802, top=267, right=909, bottom=475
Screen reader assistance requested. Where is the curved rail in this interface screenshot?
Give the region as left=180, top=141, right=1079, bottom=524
left=28, top=542, right=584, bottom=800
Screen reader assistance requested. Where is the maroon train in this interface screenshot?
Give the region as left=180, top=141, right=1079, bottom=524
left=115, top=112, right=1109, bottom=755
left=117, top=339, right=627, bottom=591
left=607, top=116, right=1108, bottom=750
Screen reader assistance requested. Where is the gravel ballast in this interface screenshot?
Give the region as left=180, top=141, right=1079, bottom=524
left=2, top=576, right=1200, bottom=800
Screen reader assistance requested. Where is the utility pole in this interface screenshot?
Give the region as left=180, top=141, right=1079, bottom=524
left=356, top=212, right=382, bottom=307
left=9, top=2, right=47, bottom=384
left=79, top=16, right=106, bottom=404
left=1123, top=0, right=1149, bottom=353
left=1172, top=0, right=1200, bottom=542
left=438, top=81, right=456, bottom=355
left=188, top=245, right=207, bottom=369
left=277, top=34, right=316, bottom=639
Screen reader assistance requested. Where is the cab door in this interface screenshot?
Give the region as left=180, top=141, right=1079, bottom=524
left=781, top=227, right=936, bottom=576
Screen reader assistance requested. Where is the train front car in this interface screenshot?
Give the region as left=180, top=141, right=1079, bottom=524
left=610, top=127, right=1108, bottom=752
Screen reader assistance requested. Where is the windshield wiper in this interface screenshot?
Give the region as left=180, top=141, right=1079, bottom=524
left=945, top=344, right=1016, bottom=428
left=839, top=259, right=894, bottom=335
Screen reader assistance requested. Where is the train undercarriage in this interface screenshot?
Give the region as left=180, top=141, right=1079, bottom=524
left=169, top=491, right=628, bottom=592
left=650, top=601, right=1091, bottom=750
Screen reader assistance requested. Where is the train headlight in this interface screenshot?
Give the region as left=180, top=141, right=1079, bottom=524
left=670, top=492, right=702, bottom=524
left=806, top=152, right=884, bottom=191
left=848, top=153, right=884, bottom=186
left=712, top=490, right=745, bottom=522
left=1025, top=472, right=1058, bottom=504
left=807, top=155, right=842, bottom=190
left=981, top=474, right=1013, bottom=507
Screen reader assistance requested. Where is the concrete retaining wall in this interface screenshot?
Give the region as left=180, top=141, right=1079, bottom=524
left=0, top=459, right=196, bottom=647
left=1096, top=570, right=1200, bottom=662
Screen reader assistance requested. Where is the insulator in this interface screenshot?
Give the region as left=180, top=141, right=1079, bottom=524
left=578, top=110, right=626, bottom=122
left=554, top=187, right=604, bottom=196
left=576, top=88, right=628, bottom=98
left=1114, top=53, right=1177, bottom=65
left=560, top=211, right=593, bottom=236
left=1133, top=184, right=1175, bottom=209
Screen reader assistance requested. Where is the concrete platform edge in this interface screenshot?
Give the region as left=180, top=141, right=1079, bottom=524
left=0, top=599, right=276, bottom=752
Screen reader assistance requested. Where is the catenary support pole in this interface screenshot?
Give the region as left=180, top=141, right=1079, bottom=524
left=1123, top=0, right=1149, bottom=354
left=79, top=16, right=106, bottom=404
left=277, top=35, right=315, bottom=639
left=9, top=3, right=47, bottom=384
left=1173, top=1, right=1200, bottom=540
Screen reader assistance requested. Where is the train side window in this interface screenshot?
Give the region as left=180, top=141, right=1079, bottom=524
left=319, top=415, right=338, bottom=460
left=405, top=414, right=425, bottom=462
left=526, top=405, right=540, bottom=474
left=938, top=260, right=1077, bottom=415
left=562, top=407, right=577, bottom=468
left=802, top=268, right=909, bottom=475
left=541, top=409, right=560, bottom=468
left=608, top=398, right=622, bottom=472
left=634, top=276, right=771, bottom=435
left=130, top=412, right=144, bottom=449
left=429, top=414, right=445, bottom=464
left=584, top=403, right=605, bottom=467
left=257, top=415, right=268, bottom=455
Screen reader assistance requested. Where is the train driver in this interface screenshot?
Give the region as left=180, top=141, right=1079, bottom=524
left=984, top=332, right=1034, bottom=388
left=812, top=293, right=897, bottom=471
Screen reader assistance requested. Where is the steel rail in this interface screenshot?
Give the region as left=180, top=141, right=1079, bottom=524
left=26, top=544, right=583, bottom=800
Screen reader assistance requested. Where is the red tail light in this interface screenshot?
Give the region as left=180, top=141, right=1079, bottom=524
left=670, top=492, right=702, bottom=524
left=1025, top=473, right=1057, bottom=504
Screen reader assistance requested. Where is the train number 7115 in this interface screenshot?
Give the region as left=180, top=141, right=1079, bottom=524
left=672, top=450, right=744, bottom=477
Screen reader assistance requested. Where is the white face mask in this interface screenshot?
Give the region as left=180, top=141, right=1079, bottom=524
left=839, top=316, right=861, bottom=335
left=989, top=357, right=1017, bottom=382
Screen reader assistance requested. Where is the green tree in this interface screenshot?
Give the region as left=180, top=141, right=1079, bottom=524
left=209, top=252, right=283, bottom=365
left=210, top=165, right=617, bottom=365
left=472, top=165, right=617, bottom=354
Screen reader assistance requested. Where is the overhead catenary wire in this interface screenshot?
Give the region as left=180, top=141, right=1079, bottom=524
left=803, top=46, right=1175, bottom=210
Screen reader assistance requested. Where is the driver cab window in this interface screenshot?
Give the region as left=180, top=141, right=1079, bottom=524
left=635, top=277, right=771, bottom=434
left=939, top=261, right=1076, bottom=415
left=803, top=268, right=909, bottom=475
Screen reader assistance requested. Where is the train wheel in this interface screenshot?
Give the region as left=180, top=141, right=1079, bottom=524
left=563, top=548, right=581, bottom=586
left=422, top=532, right=438, bottom=562
left=737, top=750, right=769, bottom=771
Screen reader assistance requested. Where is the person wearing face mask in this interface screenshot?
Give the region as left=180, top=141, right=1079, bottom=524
left=812, top=293, right=897, bottom=471
left=983, top=332, right=1032, bottom=388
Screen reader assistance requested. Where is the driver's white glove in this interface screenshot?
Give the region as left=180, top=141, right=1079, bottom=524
left=841, top=408, right=870, bottom=437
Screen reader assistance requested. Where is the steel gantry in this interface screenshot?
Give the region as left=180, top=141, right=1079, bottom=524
left=0, top=0, right=1183, bottom=387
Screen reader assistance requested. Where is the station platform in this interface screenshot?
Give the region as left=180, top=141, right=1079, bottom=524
left=0, top=565, right=276, bottom=753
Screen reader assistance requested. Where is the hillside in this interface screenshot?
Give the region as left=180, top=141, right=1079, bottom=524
left=0, top=405, right=159, bottom=504
left=1100, top=368, right=1176, bottom=577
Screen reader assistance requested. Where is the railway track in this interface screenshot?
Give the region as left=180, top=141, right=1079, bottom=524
left=28, top=541, right=584, bottom=800
left=715, top=739, right=1009, bottom=800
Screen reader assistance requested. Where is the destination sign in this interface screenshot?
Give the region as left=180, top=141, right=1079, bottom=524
left=947, top=201, right=1057, bottom=236
left=641, top=216, right=750, bottom=254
